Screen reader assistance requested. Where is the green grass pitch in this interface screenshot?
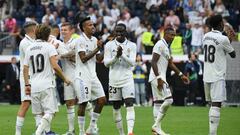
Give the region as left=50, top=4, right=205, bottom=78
left=0, top=105, right=239, bottom=135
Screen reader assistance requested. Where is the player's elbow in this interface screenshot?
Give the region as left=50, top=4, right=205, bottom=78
left=103, top=61, right=110, bottom=67
left=128, top=61, right=135, bottom=67
left=80, top=57, right=87, bottom=63
left=52, top=66, right=59, bottom=72
left=229, top=51, right=236, bottom=58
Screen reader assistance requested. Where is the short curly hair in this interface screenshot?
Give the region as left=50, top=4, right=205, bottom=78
left=35, top=24, right=51, bottom=41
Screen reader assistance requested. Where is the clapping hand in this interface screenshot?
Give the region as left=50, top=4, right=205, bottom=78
left=116, top=46, right=123, bottom=57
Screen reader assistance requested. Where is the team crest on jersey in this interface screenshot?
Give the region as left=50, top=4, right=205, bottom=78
left=127, top=48, right=131, bottom=53
left=80, top=44, right=84, bottom=48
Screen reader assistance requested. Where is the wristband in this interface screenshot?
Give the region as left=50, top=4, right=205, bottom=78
left=25, top=84, right=31, bottom=87
left=178, top=72, right=183, bottom=77
left=156, top=75, right=161, bottom=80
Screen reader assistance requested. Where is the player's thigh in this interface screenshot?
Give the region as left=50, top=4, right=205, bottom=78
left=122, top=83, right=135, bottom=99
left=20, top=77, right=31, bottom=102
left=74, top=78, right=91, bottom=104
left=64, top=83, right=76, bottom=100
left=162, top=84, right=172, bottom=99
left=151, top=80, right=164, bottom=101
left=42, top=88, right=59, bottom=114
left=108, top=85, right=122, bottom=101
left=204, top=82, right=211, bottom=102
left=31, top=92, right=43, bottom=115
left=210, top=80, right=226, bottom=102
left=91, top=78, right=105, bottom=101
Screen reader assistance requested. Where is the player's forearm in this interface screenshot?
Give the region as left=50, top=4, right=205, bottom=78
left=104, top=56, right=118, bottom=67
left=80, top=48, right=99, bottom=63
left=96, top=53, right=104, bottom=62
left=169, top=62, right=181, bottom=75
left=23, top=65, right=30, bottom=85
left=151, top=61, right=159, bottom=77
left=142, top=65, right=147, bottom=73
left=53, top=65, right=67, bottom=81
left=68, top=56, right=76, bottom=63
left=60, top=50, right=75, bottom=58
left=121, top=54, right=135, bottom=66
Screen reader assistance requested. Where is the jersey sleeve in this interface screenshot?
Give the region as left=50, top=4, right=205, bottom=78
left=104, top=42, right=117, bottom=67
left=57, top=42, right=68, bottom=55
left=76, top=38, right=86, bottom=53
left=94, top=38, right=101, bottom=54
left=152, top=41, right=163, bottom=56
left=121, top=42, right=136, bottom=66
left=48, top=44, right=58, bottom=57
left=222, top=36, right=234, bottom=53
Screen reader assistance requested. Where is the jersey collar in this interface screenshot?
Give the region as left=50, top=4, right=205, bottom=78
left=211, top=30, right=222, bottom=34
left=36, top=39, right=45, bottom=42
left=114, top=38, right=128, bottom=46
left=49, top=35, right=56, bottom=39
left=65, top=37, right=74, bottom=44
left=162, top=38, right=169, bottom=47
left=25, top=34, right=35, bottom=42
left=82, top=32, right=93, bottom=41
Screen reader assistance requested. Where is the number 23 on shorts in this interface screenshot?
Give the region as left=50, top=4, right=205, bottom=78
left=109, top=86, right=120, bottom=94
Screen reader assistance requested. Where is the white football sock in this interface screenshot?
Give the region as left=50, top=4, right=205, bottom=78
left=34, top=114, right=42, bottom=128
left=209, top=106, right=220, bottom=135
left=78, top=116, right=85, bottom=132
left=45, top=124, right=51, bottom=133
left=153, top=103, right=161, bottom=122
left=15, top=116, right=24, bottom=135
left=89, top=112, right=100, bottom=129
left=67, top=106, right=75, bottom=132
left=113, top=109, right=124, bottom=135
left=86, top=102, right=93, bottom=117
left=126, top=106, right=135, bottom=134
left=35, top=114, right=53, bottom=135
left=154, top=99, right=173, bottom=126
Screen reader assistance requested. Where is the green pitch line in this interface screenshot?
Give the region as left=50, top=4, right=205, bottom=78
left=0, top=105, right=239, bottom=135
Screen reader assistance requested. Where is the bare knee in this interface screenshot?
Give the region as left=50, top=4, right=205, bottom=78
left=124, top=98, right=134, bottom=107
left=66, top=99, right=76, bottom=107
left=211, top=102, right=221, bottom=108
left=97, top=96, right=106, bottom=106
left=113, top=101, right=122, bottom=110
left=78, top=102, right=88, bottom=116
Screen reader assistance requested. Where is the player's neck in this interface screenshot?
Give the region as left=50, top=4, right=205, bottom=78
left=116, top=37, right=126, bottom=43
left=64, top=36, right=71, bottom=43
left=84, top=32, right=92, bottom=39
left=50, top=32, right=58, bottom=37
left=26, top=33, right=35, bottom=39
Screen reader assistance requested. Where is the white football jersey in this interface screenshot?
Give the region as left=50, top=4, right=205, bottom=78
left=75, top=33, right=98, bottom=81
left=149, top=39, right=171, bottom=83
left=61, top=38, right=76, bottom=79
left=203, top=30, right=234, bottom=82
left=104, top=39, right=137, bottom=87
left=48, top=35, right=68, bottom=55
left=24, top=40, right=58, bottom=93
left=19, top=34, right=35, bottom=76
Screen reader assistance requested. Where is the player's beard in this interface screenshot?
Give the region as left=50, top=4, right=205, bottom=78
left=116, top=36, right=125, bottom=43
